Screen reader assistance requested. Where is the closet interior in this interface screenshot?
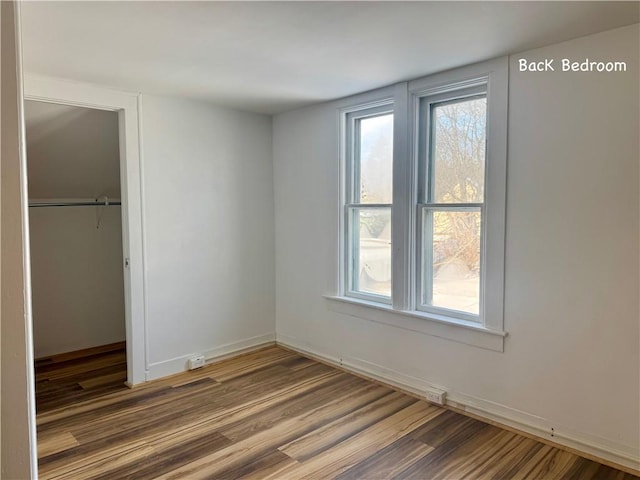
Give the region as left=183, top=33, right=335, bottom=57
left=25, top=100, right=128, bottom=412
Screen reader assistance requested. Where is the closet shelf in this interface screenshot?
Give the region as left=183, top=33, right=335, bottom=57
left=29, top=199, right=121, bottom=208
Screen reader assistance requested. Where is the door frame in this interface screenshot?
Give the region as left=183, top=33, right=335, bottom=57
left=23, top=74, right=147, bottom=386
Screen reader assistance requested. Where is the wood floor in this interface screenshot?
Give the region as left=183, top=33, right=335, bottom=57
left=35, top=341, right=129, bottom=414
left=35, top=345, right=638, bottom=480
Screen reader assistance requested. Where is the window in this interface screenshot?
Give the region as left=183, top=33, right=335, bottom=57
left=344, top=104, right=394, bottom=303
left=417, top=87, right=487, bottom=322
left=336, top=58, right=507, bottom=350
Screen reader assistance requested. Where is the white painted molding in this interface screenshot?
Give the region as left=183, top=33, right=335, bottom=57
left=146, top=333, right=276, bottom=381
left=447, top=392, right=640, bottom=474
left=136, top=93, right=151, bottom=381
left=276, top=333, right=640, bottom=474
left=24, top=73, right=140, bottom=107
left=324, top=295, right=505, bottom=352
left=23, top=73, right=147, bottom=386
left=13, top=2, right=40, bottom=477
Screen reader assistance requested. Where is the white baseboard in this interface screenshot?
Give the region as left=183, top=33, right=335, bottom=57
left=146, top=333, right=275, bottom=381
left=276, top=333, right=640, bottom=474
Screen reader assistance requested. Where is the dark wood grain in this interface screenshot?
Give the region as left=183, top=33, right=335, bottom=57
left=35, top=345, right=639, bottom=480
left=35, top=343, right=128, bottom=414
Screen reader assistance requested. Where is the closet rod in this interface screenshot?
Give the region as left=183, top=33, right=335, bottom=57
left=28, top=201, right=122, bottom=208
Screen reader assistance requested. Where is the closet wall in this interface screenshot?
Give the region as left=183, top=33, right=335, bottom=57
left=26, top=101, right=126, bottom=358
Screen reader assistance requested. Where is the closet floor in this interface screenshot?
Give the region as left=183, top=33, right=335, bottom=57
left=35, top=341, right=128, bottom=414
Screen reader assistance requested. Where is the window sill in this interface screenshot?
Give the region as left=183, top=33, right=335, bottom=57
left=324, top=295, right=506, bottom=352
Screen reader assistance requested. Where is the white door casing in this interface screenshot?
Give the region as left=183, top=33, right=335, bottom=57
left=23, top=74, right=148, bottom=386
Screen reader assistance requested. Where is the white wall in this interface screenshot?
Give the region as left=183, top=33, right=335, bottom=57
left=141, top=95, right=275, bottom=379
left=1, top=1, right=37, bottom=477
left=273, top=24, right=639, bottom=468
left=25, top=101, right=121, bottom=199
left=29, top=207, right=125, bottom=357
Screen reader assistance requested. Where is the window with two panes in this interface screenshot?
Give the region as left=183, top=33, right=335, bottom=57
left=418, top=87, right=487, bottom=320
left=345, top=106, right=394, bottom=302
left=345, top=86, right=489, bottom=323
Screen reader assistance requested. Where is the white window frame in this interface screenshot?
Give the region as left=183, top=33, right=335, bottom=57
left=415, top=84, right=488, bottom=324
left=332, top=57, right=508, bottom=351
left=342, top=101, right=394, bottom=305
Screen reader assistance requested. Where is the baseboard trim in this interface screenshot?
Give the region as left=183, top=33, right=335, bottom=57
left=276, top=334, right=640, bottom=475
left=146, top=333, right=276, bottom=381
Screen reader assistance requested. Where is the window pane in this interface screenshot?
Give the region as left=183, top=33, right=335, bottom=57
left=358, top=114, right=393, bottom=204
left=423, top=209, right=480, bottom=315
left=431, top=97, right=486, bottom=203
left=350, top=207, right=391, bottom=297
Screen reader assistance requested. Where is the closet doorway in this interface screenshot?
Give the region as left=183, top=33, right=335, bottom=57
left=25, top=100, right=129, bottom=412
left=23, top=76, right=147, bottom=390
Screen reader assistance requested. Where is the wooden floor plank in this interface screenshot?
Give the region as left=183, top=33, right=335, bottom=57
left=35, top=341, right=126, bottom=365
left=41, top=440, right=157, bottom=480
left=390, top=422, right=501, bottom=480
left=34, top=345, right=640, bottom=480
left=218, top=374, right=385, bottom=442
left=334, top=436, right=434, bottom=480
left=36, top=352, right=126, bottom=382
left=78, top=370, right=127, bottom=389
left=213, top=449, right=298, bottom=480
left=90, top=431, right=232, bottom=480
left=271, top=401, right=441, bottom=480
left=37, top=431, right=79, bottom=458
left=279, top=390, right=416, bottom=461
left=155, top=381, right=406, bottom=479
left=35, top=344, right=129, bottom=415
left=516, top=447, right=586, bottom=480
left=427, top=428, right=524, bottom=479
left=40, top=365, right=340, bottom=472
left=410, top=408, right=484, bottom=448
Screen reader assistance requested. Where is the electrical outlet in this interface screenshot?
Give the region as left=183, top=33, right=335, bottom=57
left=188, top=355, right=205, bottom=370
left=425, top=388, right=447, bottom=405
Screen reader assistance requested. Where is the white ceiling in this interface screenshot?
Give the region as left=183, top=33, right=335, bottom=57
left=20, top=1, right=639, bottom=115
left=25, top=101, right=121, bottom=199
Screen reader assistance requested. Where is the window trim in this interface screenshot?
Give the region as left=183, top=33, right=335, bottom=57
left=336, top=57, right=508, bottom=350
left=324, top=294, right=506, bottom=352
left=415, top=84, right=488, bottom=323
left=341, top=99, right=394, bottom=304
